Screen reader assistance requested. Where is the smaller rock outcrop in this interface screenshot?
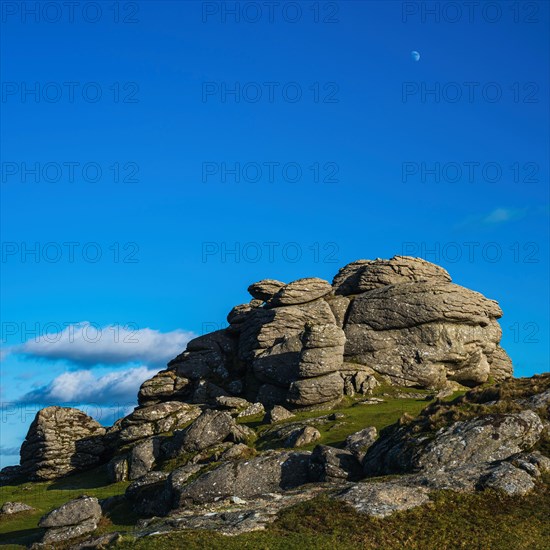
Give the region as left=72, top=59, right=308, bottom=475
left=20, top=407, right=106, bottom=480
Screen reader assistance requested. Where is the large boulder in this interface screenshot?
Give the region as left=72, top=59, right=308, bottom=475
left=175, top=410, right=235, bottom=453
left=332, top=256, right=451, bottom=295
left=344, top=282, right=511, bottom=388
left=268, top=278, right=333, bottom=307
left=167, top=330, right=243, bottom=398
left=298, top=323, right=345, bottom=378
left=288, top=372, right=345, bottom=407
left=125, top=471, right=170, bottom=516
left=128, top=437, right=161, bottom=480
left=20, top=407, right=106, bottom=480
left=238, top=299, right=336, bottom=362
left=171, top=451, right=311, bottom=507
left=345, top=426, right=377, bottom=461
left=248, top=279, right=286, bottom=301
left=131, top=256, right=513, bottom=415
left=39, top=496, right=102, bottom=543
left=138, top=369, right=190, bottom=406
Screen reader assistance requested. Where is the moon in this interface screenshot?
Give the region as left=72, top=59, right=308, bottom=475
left=411, top=50, right=420, bottom=62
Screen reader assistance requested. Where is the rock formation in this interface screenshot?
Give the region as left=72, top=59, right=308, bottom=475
left=139, top=256, right=513, bottom=415
left=2, top=256, right=536, bottom=547
left=19, top=406, right=106, bottom=481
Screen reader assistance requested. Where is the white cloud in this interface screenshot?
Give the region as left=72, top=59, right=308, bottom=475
left=481, top=207, right=527, bottom=225
left=10, top=322, right=195, bottom=367
left=19, top=366, right=158, bottom=406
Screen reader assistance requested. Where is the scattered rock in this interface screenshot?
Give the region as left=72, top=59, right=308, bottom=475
left=0, top=501, right=34, bottom=515
left=265, top=405, right=295, bottom=424
left=237, top=402, right=265, bottom=418
left=285, top=426, right=321, bottom=448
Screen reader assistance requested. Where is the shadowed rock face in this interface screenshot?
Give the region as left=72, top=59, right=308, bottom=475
left=19, top=407, right=106, bottom=481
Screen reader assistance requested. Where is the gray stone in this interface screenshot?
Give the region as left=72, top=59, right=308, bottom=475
left=332, top=256, right=451, bottom=295
left=285, top=426, right=321, bottom=448
left=336, top=480, right=430, bottom=518
left=288, top=372, right=344, bottom=407
left=238, top=299, right=336, bottom=362
left=138, top=369, right=190, bottom=406
left=480, top=462, right=536, bottom=495
left=116, top=401, right=201, bottom=445
left=309, top=445, right=363, bottom=482
left=42, top=519, right=99, bottom=544
left=345, top=427, right=377, bottom=461
left=345, top=282, right=511, bottom=387
left=264, top=405, right=295, bottom=424
left=221, top=444, right=255, bottom=461
left=125, top=471, right=170, bottom=517
left=324, top=295, right=350, bottom=328
left=237, top=402, right=265, bottom=418
left=0, top=501, right=34, bottom=515
left=177, top=410, right=235, bottom=452
left=172, top=451, right=311, bottom=507
left=248, top=279, right=286, bottom=301
left=39, top=496, right=102, bottom=528
left=298, top=324, right=345, bottom=378
left=128, top=437, right=161, bottom=480
left=215, top=396, right=251, bottom=411
left=269, top=278, right=332, bottom=307
left=107, top=454, right=129, bottom=483
left=364, top=410, right=544, bottom=476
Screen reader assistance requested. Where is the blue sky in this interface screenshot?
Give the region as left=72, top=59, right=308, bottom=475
left=1, top=1, right=548, bottom=468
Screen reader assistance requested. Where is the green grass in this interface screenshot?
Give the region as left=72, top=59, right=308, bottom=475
left=0, top=466, right=130, bottom=548
left=113, top=475, right=550, bottom=550
left=242, top=393, right=462, bottom=452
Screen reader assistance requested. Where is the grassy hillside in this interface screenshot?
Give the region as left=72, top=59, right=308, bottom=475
left=1, top=381, right=547, bottom=549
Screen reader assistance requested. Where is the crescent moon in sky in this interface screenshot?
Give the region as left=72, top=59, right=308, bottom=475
left=411, top=51, right=421, bottom=62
